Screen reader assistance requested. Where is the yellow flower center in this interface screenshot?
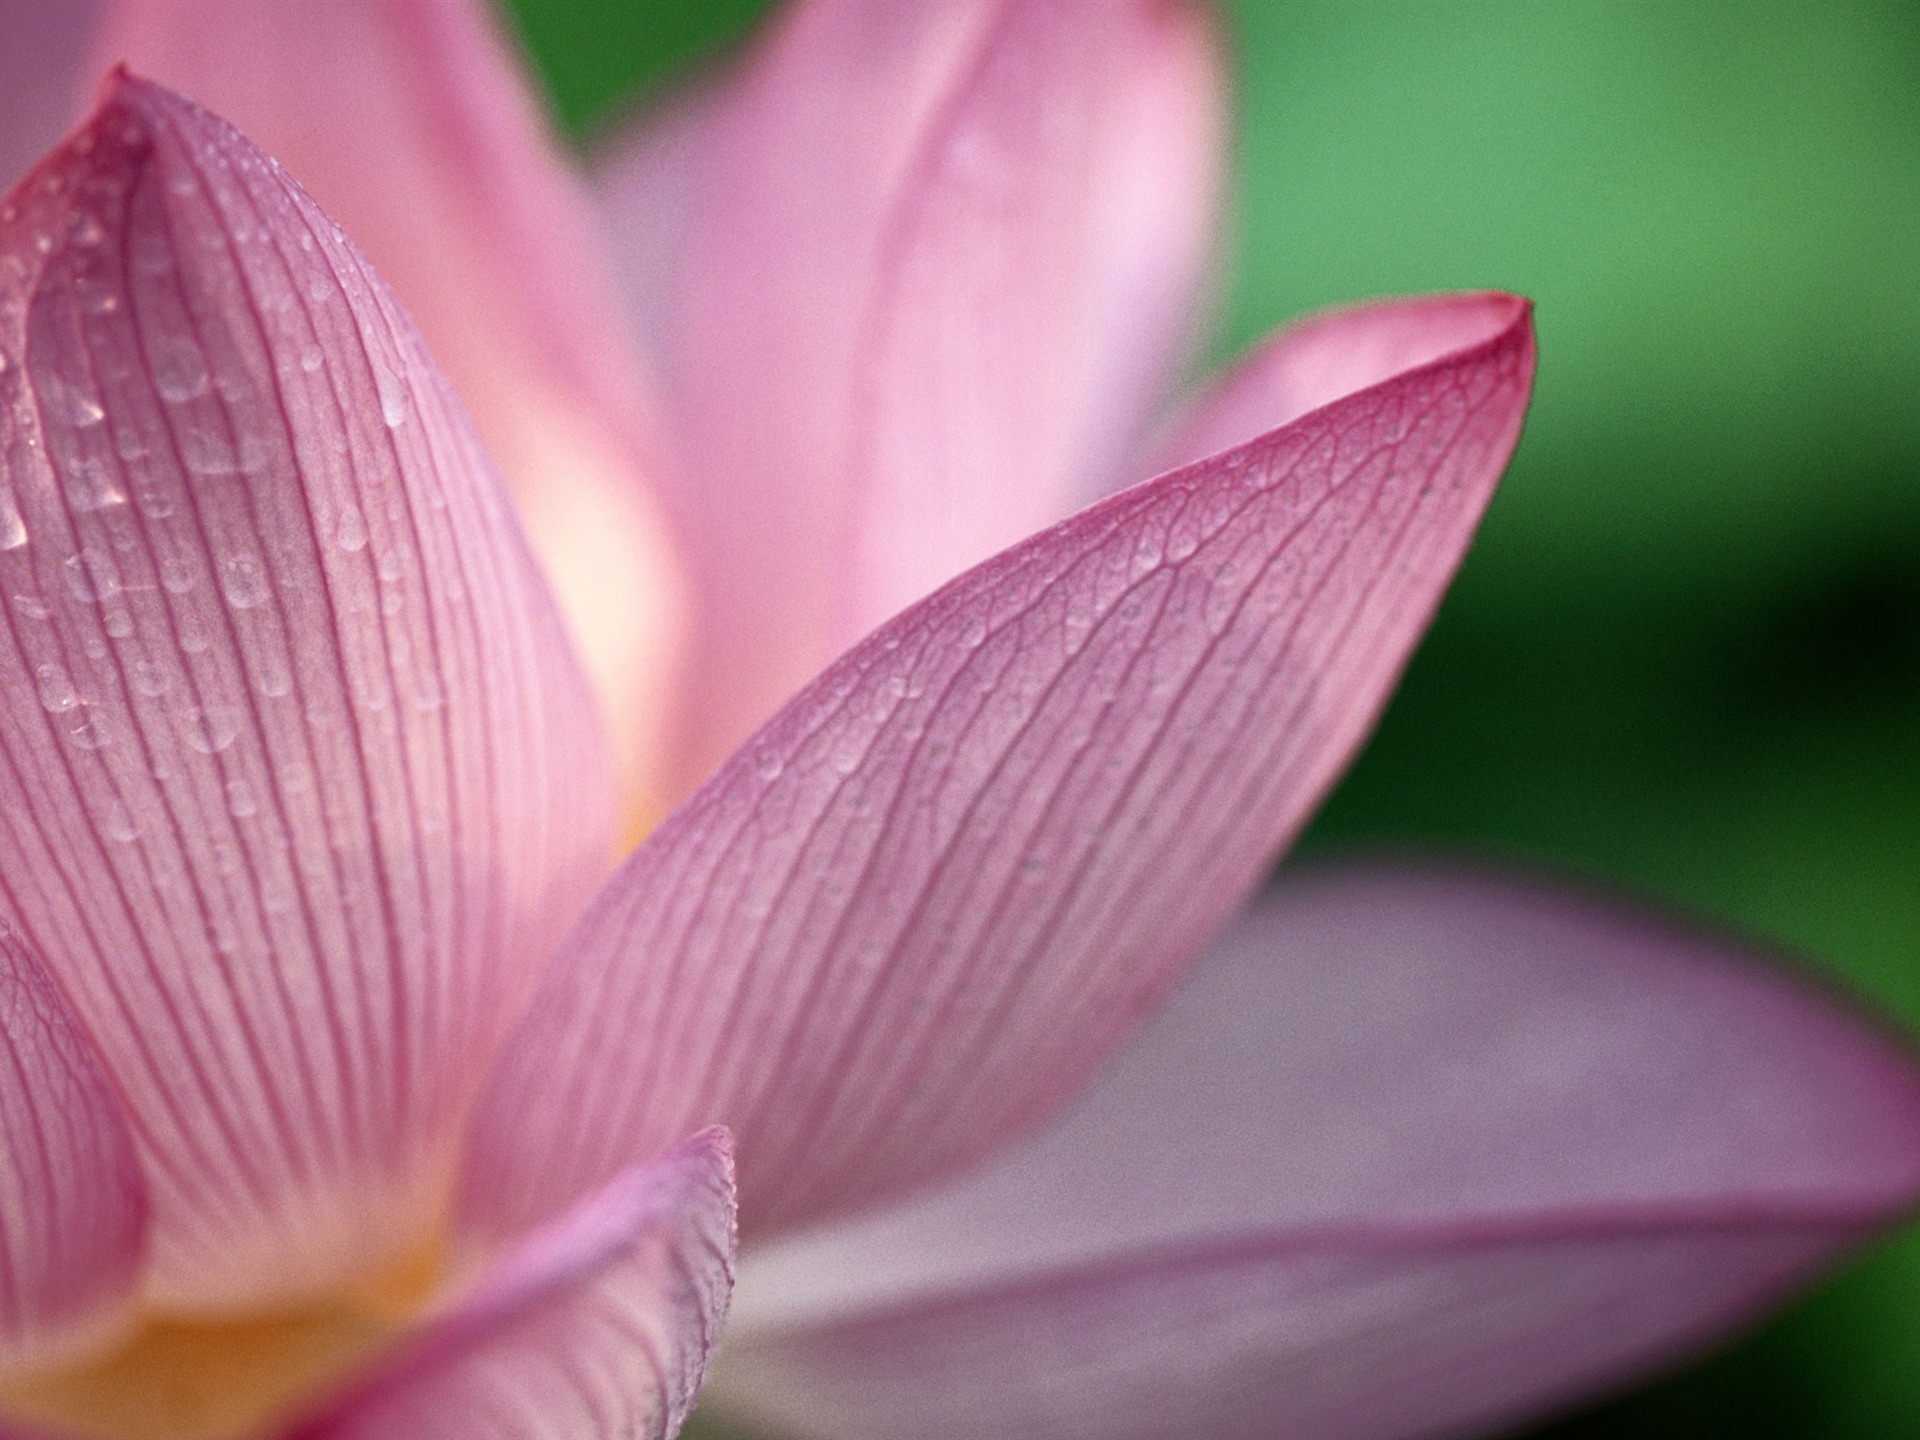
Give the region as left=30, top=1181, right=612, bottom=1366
left=0, top=1243, right=442, bottom=1440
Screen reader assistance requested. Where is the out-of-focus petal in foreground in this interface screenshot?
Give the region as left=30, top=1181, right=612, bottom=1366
left=288, top=1129, right=736, bottom=1440
left=456, top=298, right=1535, bottom=1245
left=92, top=0, right=686, bottom=806
left=597, top=0, right=1225, bottom=793
left=0, top=72, right=612, bottom=1311
left=713, top=865, right=1920, bottom=1440
left=0, top=925, right=146, bottom=1372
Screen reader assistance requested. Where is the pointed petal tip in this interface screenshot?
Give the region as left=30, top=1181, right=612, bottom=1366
left=459, top=293, right=1542, bottom=1242
left=2, top=52, right=617, bottom=1310
left=1141, top=288, right=1536, bottom=485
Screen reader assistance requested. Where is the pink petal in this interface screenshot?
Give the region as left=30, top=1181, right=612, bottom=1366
left=287, top=1129, right=735, bottom=1440
left=601, top=0, right=1224, bottom=793
left=1142, top=292, right=1538, bottom=481
left=0, top=926, right=146, bottom=1371
left=712, top=865, right=1920, bottom=1440
left=456, top=298, right=1536, bottom=1245
left=93, top=0, right=685, bottom=805
left=0, top=75, right=612, bottom=1310
left=590, top=73, right=731, bottom=380
left=0, top=0, right=100, bottom=193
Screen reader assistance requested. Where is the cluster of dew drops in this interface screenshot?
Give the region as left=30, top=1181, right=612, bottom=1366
left=0, top=122, right=431, bottom=851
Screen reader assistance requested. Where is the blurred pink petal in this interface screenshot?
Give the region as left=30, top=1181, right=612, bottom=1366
left=600, top=0, right=1223, bottom=793
left=0, top=0, right=99, bottom=190
left=0, top=926, right=146, bottom=1371
left=592, top=72, right=731, bottom=378
left=1142, top=292, right=1538, bottom=479
left=455, top=299, right=1535, bottom=1245
left=290, top=1129, right=735, bottom=1440
left=712, top=865, right=1920, bottom=1440
left=93, top=0, right=685, bottom=805
left=0, top=74, right=611, bottom=1310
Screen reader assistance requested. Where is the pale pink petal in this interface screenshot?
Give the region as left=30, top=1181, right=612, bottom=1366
left=1142, top=292, right=1536, bottom=481
left=93, top=0, right=685, bottom=806
left=0, top=75, right=612, bottom=1310
left=0, top=0, right=100, bottom=192
left=287, top=1129, right=734, bottom=1440
left=0, top=926, right=146, bottom=1371
left=712, top=865, right=1920, bottom=1440
left=605, top=0, right=1224, bottom=793
left=457, top=299, right=1536, bottom=1245
left=591, top=73, right=731, bottom=379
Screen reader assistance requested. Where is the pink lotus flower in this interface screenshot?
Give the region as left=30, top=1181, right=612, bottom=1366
left=0, top=3, right=1914, bottom=1439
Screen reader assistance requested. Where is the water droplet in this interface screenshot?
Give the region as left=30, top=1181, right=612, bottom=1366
left=299, top=345, right=324, bottom=374
left=67, top=709, right=112, bottom=750
left=41, top=374, right=105, bottom=428
left=131, top=659, right=170, bottom=697
left=132, top=229, right=173, bottom=274
left=134, top=480, right=176, bottom=519
left=35, top=662, right=77, bottom=712
left=76, top=277, right=119, bottom=314
left=754, top=749, right=785, bottom=782
left=220, top=553, right=269, bottom=609
left=63, top=547, right=117, bottom=603
left=180, top=427, right=237, bottom=478
left=375, top=548, right=404, bottom=583
left=224, top=777, right=256, bottom=817
left=100, top=799, right=138, bottom=844
left=148, top=339, right=207, bottom=403
left=334, top=505, right=367, bottom=553
left=255, top=654, right=291, bottom=698
left=62, top=455, right=125, bottom=512
left=177, top=613, right=210, bottom=653
left=0, top=495, right=24, bottom=551
left=103, top=609, right=135, bottom=640
left=1131, top=530, right=1164, bottom=575
left=179, top=704, right=239, bottom=754
left=159, top=556, right=196, bottom=594
left=376, top=369, right=407, bottom=428
left=10, top=592, right=50, bottom=621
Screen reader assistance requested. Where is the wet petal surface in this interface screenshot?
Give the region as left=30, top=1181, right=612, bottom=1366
left=459, top=300, right=1534, bottom=1242
left=0, top=75, right=612, bottom=1309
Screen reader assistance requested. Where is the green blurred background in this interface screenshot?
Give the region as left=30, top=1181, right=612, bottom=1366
left=495, top=2, right=1920, bottom=1435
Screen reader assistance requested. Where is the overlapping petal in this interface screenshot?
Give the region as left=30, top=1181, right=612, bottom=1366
left=0, top=925, right=145, bottom=1371
left=0, top=74, right=611, bottom=1309
left=456, top=298, right=1535, bottom=1245
left=93, top=0, right=685, bottom=805
left=290, top=1129, right=735, bottom=1440
left=712, top=865, right=1920, bottom=1440
left=599, top=0, right=1224, bottom=791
